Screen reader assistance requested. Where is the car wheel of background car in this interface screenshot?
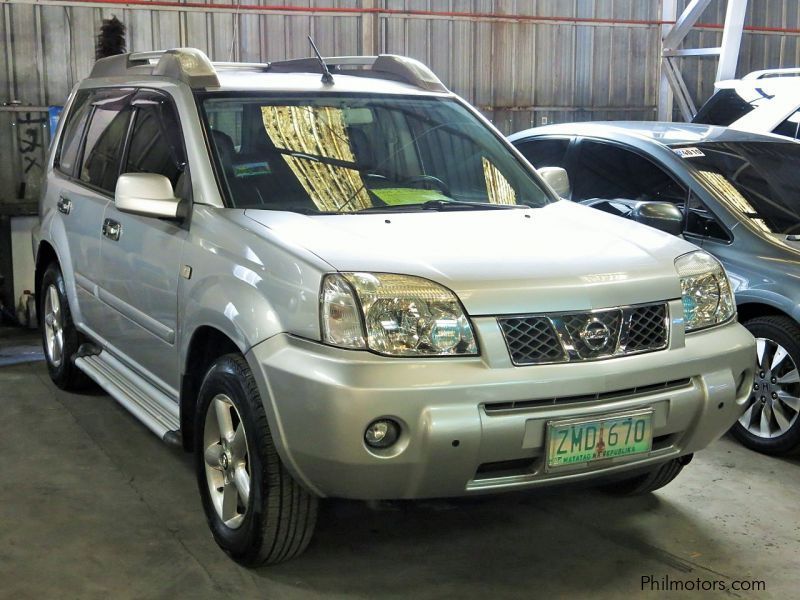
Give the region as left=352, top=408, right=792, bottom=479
left=39, top=262, right=90, bottom=390
left=194, top=354, right=318, bottom=565
left=731, top=316, right=800, bottom=455
left=598, top=456, right=689, bottom=496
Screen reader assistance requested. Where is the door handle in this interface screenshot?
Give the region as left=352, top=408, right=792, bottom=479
left=102, top=218, right=122, bottom=241
left=57, top=196, right=72, bottom=215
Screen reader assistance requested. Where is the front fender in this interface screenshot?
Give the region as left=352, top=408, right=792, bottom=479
left=180, top=274, right=284, bottom=366
left=735, top=288, right=800, bottom=323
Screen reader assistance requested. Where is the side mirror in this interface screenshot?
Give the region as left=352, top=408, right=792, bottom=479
left=631, top=201, right=683, bottom=236
left=538, top=167, right=571, bottom=199
left=115, top=173, right=182, bottom=219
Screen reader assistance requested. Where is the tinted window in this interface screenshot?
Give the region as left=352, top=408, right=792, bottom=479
left=201, top=95, right=551, bottom=212
left=685, top=191, right=730, bottom=242
left=208, top=105, right=243, bottom=149
left=571, top=141, right=685, bottom=204
left=680, top=142, right=800, bottom=235
left=125, top=96, right=185, bottom=190
left=515, top=138, right=570, bottom=169
left=772, top=110, right=800, bottom=139
left=56, top=90, right=93, bottom=177
left=80, top=91, right=133, bottom=193
left=693, top=89, right=755, bottom=126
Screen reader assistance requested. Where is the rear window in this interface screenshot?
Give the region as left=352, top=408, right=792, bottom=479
left=772, top=110, right=800, bottom=140
left=55, top=91, right=93, bottom=177
left=693, top=89, right=755, bottom=127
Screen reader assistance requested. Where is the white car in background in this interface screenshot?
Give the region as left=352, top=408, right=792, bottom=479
left=693, top=68, right=800, bottom=140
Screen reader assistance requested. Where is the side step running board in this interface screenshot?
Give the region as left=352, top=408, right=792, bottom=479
left=75, top=352, right=180, bottom=441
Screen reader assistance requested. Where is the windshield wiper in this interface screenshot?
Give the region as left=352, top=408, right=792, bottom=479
left=279, top=149, right=362, bottom=171
left=249, top=205, right=343, bottom=215
left=357, top=199, right=527, bottom=213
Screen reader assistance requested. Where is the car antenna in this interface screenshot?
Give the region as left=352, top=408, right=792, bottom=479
left=308, top=36, right=334, bottom=85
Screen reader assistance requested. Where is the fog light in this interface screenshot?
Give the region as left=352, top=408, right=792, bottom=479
left=364, top=419, right=400, bottom=449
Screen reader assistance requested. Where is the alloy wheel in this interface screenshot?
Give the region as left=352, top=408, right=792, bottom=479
left=43, top=284, right=64, bottom=368
left=739, top=337, right=800, bottom=438
left=203, top=394, right=251, bottom=529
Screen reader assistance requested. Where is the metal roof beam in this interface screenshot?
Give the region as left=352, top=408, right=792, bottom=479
left=663, top=47, right=722, bottom=57
left=658, top=0, right=748, bottom=122
left=662, top=0, right=714, bottom=50
left=717, top=0, right=747, bottom=82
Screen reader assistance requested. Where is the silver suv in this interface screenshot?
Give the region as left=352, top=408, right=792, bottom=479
left=34, top=48, right=755, bottom=565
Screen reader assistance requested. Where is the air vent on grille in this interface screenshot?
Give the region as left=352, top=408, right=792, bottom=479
left=498, top=317, right=565, bottom=365
left=626, top=304, right=668, bottom=351
left=498, top=303, right=669, bottom=365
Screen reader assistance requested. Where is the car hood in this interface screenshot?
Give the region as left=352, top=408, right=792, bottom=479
left=244, top=201, right=698, bottom=315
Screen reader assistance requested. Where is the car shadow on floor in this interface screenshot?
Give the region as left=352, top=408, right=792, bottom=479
left=254, top=486, right=729, bottom=597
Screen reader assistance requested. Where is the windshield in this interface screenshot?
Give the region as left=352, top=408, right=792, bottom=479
left=200, top=93, right=551, bottom=213
left=677, top=141, right=800, bottom=235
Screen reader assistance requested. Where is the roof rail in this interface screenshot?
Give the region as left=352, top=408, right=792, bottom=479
left=212, top=61, right=271, bottom=72
left=743, top=67, right=800, bottom=80
left=88, top=48, right=447, bottom=93
left=265, top=54, right=448, bottom=92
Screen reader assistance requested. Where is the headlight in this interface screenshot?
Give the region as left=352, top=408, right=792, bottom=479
left=675, top=251, right=735, bottom=332
left=320, top=273, right=478, bottom=356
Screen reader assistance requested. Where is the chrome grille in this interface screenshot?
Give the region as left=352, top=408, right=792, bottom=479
left=626, top=304, right=668, bottom=351
left=498, top=303, right=669, bottom=365
left=499, top=317, right=565, bottom=365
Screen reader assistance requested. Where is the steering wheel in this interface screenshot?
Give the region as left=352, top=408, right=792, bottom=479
left=400, top=175, right=452, bottom=198
left=364, top=172, right=388, bottom=181
left=783, top=223, right=800, bottom=236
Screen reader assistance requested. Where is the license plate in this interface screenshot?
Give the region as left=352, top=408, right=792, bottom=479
left=546, top=410, right=653, bottom=470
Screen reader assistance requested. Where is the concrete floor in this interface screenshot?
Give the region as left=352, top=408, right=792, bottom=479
left=1, top=326, right=798, bottom=599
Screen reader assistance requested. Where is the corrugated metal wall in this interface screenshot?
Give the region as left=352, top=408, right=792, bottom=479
left=1, top=0, right=800, bottom=204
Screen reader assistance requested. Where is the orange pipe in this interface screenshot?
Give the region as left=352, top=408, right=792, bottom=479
left=30, top=0, right=800, bottom=36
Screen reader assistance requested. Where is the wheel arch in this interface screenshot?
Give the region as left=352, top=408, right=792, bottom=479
left=34, top=241, right=60, bottom=324
left=179, top=325, right=243, bottom=451
left=736, top=301, right=796, bottom=325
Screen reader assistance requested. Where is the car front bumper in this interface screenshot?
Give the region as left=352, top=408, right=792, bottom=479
left=246, top=310, right=755, bottom=500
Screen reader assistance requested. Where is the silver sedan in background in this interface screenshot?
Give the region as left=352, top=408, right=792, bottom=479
left=510, top=122, right=800, bottom=455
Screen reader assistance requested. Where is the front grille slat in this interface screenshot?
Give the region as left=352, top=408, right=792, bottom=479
left=483, top=377, right=692, bottom=413
left=498, top=302, right=669, bottom=366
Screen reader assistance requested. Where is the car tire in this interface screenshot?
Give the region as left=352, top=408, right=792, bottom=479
left=598, top=456, right=689, bottom=496
left=730, top=316, right=800, bottom=455
left=39, top=262, right=90, bottom=390
left=194, top=354, right=318, bottom=566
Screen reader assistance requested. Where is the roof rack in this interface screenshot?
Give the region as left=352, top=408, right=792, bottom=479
left=90, top=48, right=221, bottom=87
left=88, top=48, right=448, bottom=93
left=742, top=67, right=800, bottom=80
left=265, top=55, right=447, bottom=92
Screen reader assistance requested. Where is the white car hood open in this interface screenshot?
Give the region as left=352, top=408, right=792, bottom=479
left=244, top=200, right=698, bottom=315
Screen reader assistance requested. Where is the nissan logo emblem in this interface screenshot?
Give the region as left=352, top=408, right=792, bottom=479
left=580, top=319, right=611, bottom=350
